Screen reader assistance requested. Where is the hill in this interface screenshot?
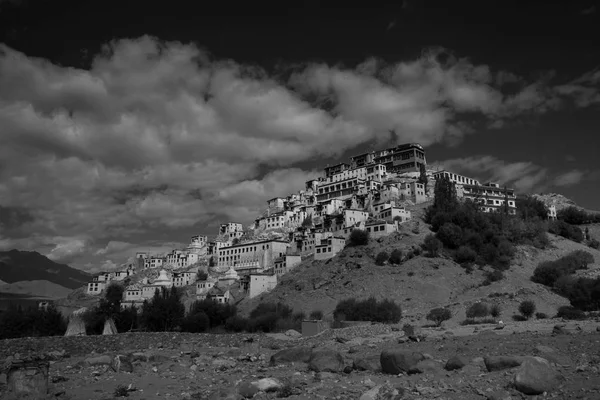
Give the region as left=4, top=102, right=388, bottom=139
left=0, top=280, right=73, bottom=299
left=238, top=217, right=600, bottom=327
left=0, top=249, right=91, bottom=289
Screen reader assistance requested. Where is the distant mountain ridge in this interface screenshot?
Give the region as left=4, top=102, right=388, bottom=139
left=0, top=280, right=73, bottom=299
left=0, top=250, right=91, bottom=290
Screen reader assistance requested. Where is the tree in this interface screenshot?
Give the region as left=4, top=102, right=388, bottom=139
left=490, top=304, right=501, bottom=318
left=466, top=303, right=489, bottom=319
left=389, top=249, right=403, bottom=265
left=140, top=287, right=185, bottom=331
left=302, top=215, right=313, bottom=228
left=309, top=310, right=323, bottom=320
left=375, top=251, right=389, bottom=266
left=421, top=234, right=442, bottom=257
left=518, top=300, right=536, bottom=319
left=426, top=308, right=451, bottom=326
left=196, top=270, right=208, bottom=281
left=348, top=229, right=369, bottom=246
left=418, top=163, right=428, bottom=190
left=515, top=195, right=548, bottom=221
left=431, top=175, right=458, bottom=214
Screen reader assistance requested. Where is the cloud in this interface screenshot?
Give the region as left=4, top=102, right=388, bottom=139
left=1, top=36, right=598, bottom=270
left=553, top=170, right=585, bottom=187
left=581, top=5, right=596, bottom=15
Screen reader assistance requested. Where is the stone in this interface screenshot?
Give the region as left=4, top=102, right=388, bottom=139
left=212, top=358, right=237, bottom=370
left=112, top=355, right=133, bottom=373
left=487, top=390, right=512, bottom=400
left=270, top=346, right=312, bottom=365
left=308, top=349, right=345, bottom=372
left=380, top=349, right=426, bottom=375
left=359, top=383, right=403, bottom=400
left=409, top=359, right=443, bottom=374
left=0, top=372, right=7, bottom=385
left=533, top=345, right=572, bottom=366
left=208, top=387, right=243, bottom=400
left=445, top=355, right=468, bottom=371
left=84, top=355, right=113, bottom=366
left=149, top=353, right=170, bottom=363
left=483, top=356, right=525, bottom=372
left=46, top=350, right=68, bottom=360
left=514, top=356, right=563, bottom=395
left=237, top=381, right=260, bottom=398
left=252, top=377, right=284, bottom=392
left=285, top=329, right=302, bottom=338
left=6, top=360, right=49, bottom=397
left=353, top=355, right=380, bottom=372
left=552, top=324, right=573, bottom=335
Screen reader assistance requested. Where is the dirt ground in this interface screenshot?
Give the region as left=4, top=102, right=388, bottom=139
left=1, top=319, right=600, bottom=400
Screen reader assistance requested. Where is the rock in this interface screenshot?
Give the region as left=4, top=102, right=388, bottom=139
left=212, top=358, right=237, bottom=370
left=514, top=356, right=563, bottom=395
left=308, top=349, right=345, bottom=372
left=353, top=356, right=380, bottom=372
left=252, top=377, right=283, bottom=392
left=533, top=345, right=571, bottom=366
left=316, top=371, right=336, bottom=380
left=380, top=349, right=426, bottom=375
left=84, top=355, right=112, bottom=367
left=112, top=355, right=133, bottom=373
left=348, top=347, right=359, bottom=354
left=359, top=383, right=403, bottom=400
left=237, top=381, right=260, bottom=398
left=270, top=346, right=312, bottom=365
left=149, top=353, right=170, bottom=363
left=409, top=359, right=443, bottom=374
left=194, top=355, right=214, bottom=365
left=552, top=324, right=573, bottom=335
left=0, top=372, right=6, bottom=386
left=445, top=355, right=468, bottom=371
left=487, top=390, right=512, bottom=400
left=46, top=350, right=68, bottom=360
left=484, top=356, right=525, bottom=372
left=285, top=329, right=302, bottom=338
left=208, top=387, right=243, bottom=400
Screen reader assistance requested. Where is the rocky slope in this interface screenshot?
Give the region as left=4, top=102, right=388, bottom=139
left=239, top=218, right=600, bottom=326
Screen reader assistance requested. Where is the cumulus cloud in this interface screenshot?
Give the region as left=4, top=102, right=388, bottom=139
left=1, top=36, right=598, bottom=269
left=553, top=170, right=585, bottom=187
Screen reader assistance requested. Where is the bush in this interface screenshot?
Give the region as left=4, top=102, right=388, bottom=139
left=348, top=229, right=369, bottom=246
left=224, top=315, right=249, bottom=332
left=333, top=297, right=402, bottom=324
left=589, top=239, right=600, bottom=249
left=518, top=300, right=536, bottom=319
left=421, top=234, right=442, bottom=257
left=140, top=287, right=185, bottom=332
left=461, top=317, right=497, bottom=325
left=548, top=220, right=584, bottom=242
left=490, top=304, right=501, bottom=318
left=437, top=223, right=464, bottom=249
left=426, top=308, right=452, bottom=326
left=181, top=311, right=210, bottom=333
left=558, top=206, right=597, bottom=225
left=466, top=302, right=489, bottom=319
left=0, top=304, right=68, bottom=339
left=531, top=250, right=595, bottom=287
left=389, top=249, right=403, bottom=265
left=535, top=312, right=548, bottom=319
left=483, top=270, right=504, bottom=286
left=309, top=310, right=323, bottom=320
left=455, top=246, right=477, bottom=265
left=556, top=306, right=586, bottom=320
left=188, top=299, right=237, bottom=329
left=375, top=251, right=389, bottom=266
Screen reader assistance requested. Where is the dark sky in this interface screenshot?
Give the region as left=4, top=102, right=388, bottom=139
left=0, top=0, right=599, bottom=269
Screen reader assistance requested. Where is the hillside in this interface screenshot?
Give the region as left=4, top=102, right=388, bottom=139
left=0, top=249, right=91, bottom=289
left=0, top=280, right=73, bottom=299
left=239, top=218, right=600, bottom=326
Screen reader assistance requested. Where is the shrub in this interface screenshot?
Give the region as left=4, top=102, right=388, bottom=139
left=437, top=223, right=464, bottom=249
left=224, top=315, right=249, bottom=332
left=589, top=239, right=600, bottom=249
left=490, top=304, right=502, bottom=318
left=531, top=250, right=595, bottom=287
left=140, top=287, right=185, bottom=332
left=181, top=311, right=210, bottom=333
left=0, top=304, right=68, bottom=339
left=309, top=310, right=323, bottom=320
left=461, top=317, right=497, bottom=325
left=389, top=249, right=403, bottom=265
left=426, top=308, right=452, bottom=326
left=483, top=270, right=504, bottom=286
left=421, top=234, right=442, bottom=257
left=333, top=297, right=402, bottom=324
left=348, top=229, right=369, bottom=246
left=518, top=300, right=536, bottom=319
left=558, top=206, right=595, bottom=225
left=455, top=246, right=477, bottom=265
left=196, top=270, right=208, bottom=281
left=535, top=312, right=548, bottom=319
left=548, top=220, right=584, bottom=242
left=375, top=251, right=389, bottom=266
left=556, top=306, right=586, bottom=320
left=189, top=299, right=237, bottom=329
left=466, top=302, right=489, bottom=319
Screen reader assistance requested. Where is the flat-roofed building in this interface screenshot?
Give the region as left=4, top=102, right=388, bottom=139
left=217, top=239, right=290, bottom=271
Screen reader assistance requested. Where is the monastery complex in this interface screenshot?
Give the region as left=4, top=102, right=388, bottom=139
left=85, top=142, right=535, bottom=308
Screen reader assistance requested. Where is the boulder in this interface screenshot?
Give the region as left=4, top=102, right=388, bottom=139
left=552, top=324, right=574, bottom=335
left=84, top=355, right=112, bottom=367
left=533, top=345, right=571, bottom=366
left=514, top=356, right=563, bottom=395
left=237, top=381, right=259, bottom=398
left=308, top=349, right=345, bottom=372
left=353, top=355, right=381, bottom=372
left=252, top=378, right=284, bottom=392
left=212, top=359, right=237, bottom=370
left=270, top=347, right=312, bottom=366
left=487, top=390, right=513, bottom=400
left=380, top=349, right=426, bottom=375
left=359, top=383, right=404, bottom=400
left=445, top=355, right=468, bottom=371
left=409, top=359, right=443, bottom=374
left=112, top=355, right=133, bottom=373
left=208, top=388, right=243, bottom=400
left=484, top=356, right=525, bottom=372
left=285, top=329, right=302, bottom=338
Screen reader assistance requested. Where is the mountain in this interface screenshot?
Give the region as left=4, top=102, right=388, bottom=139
left=0, top=280, right=73, bottom=299
left=0, top=250, right=91, bottom=289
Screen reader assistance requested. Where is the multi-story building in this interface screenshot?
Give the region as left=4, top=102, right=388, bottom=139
left=196, top=276, right=217, bottom=300
left=173, top=271, right=197, bottom=287
left=364, top=220, right=399, bottom=239
left=219, top=223, right=244, bottom=241
left=217, top=239, right=290, bottom=271
left=247, top=274, right=278, bottom=299
left=314, top=237, right=346, bottom=260
left=86, top=281, right=106, bottom=295
left=377, top=206, right=411, bottom=223
left=273, top=254, right=302, bottom=276
left=433, top=170, right=480, bottom=187
left=461, top=182, right=517, bottom=214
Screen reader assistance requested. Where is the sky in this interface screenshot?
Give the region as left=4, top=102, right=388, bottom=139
left=0, top=0, right=599, bottom=272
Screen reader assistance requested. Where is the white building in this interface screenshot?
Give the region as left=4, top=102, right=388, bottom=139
left=377, top=206, right=411, bottom=223
left=274, top=254, right=302, bottom=276
left=173, top=271, right=197, bottom=287
left=314, top=237, right=346, bottom=260
left=86, top=281, right=106, bottom=295
left=196, top=276, right=217, bottom=300
left=217, top=239, right=290, bottom=271
left=364, top=221, right=398, bottom=239
left=247, top=274, right=278, bottom=299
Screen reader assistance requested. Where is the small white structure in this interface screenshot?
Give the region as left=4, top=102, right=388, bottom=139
left=248, top=274, right=278, bottom=299
left=153, top=269, right=173, bottom=287
left=87, top=281, right=106, bottom=295
left=196, top=276, right=217, bottom=300
left=219, top=266, right=240, bottom=287
left=315, top=237, right=346, bottom=260
left=65, top=308, right=88, bottom=336
left=102, top=318, right=118, bottom=335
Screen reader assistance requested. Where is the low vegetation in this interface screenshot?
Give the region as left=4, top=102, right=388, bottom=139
left=347, top=229, right=369, bottom=246
left=518, top=300, right=536, bottom=320
left=0, top=303, right=67, bottom=339
left=426, top=307, right=452, bottom=326
left=333, top=297, right=402, bottom=324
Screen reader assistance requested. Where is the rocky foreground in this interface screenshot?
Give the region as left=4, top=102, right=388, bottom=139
left=1, top=320, right=600, bottom=400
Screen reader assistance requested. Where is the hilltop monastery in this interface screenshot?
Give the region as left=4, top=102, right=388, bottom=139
left=85, top=142, right=529, bottom=307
